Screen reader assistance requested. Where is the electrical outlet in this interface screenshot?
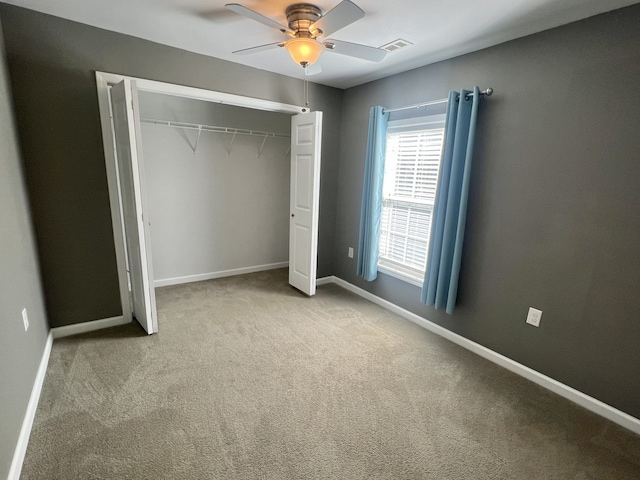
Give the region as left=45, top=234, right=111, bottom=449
left=526, top=307, right=542, bottom=327
left=22, top=307, right=29, bottom=331
left=348, top=247, right=354, bottom=258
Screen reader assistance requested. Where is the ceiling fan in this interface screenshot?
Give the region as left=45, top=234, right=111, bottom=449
left=225, top=1, right=387, bottom=70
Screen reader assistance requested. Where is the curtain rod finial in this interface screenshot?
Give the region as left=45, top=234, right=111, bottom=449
left=485, top=87, right=493, bottom=96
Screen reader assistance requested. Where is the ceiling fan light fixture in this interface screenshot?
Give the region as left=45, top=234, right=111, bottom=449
left=285, top=37, right=324, bottom=66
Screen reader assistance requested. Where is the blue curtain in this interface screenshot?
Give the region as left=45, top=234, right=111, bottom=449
left=421, top=87, right=480, bottom=313
left=357, top=106, right=389, bottom=281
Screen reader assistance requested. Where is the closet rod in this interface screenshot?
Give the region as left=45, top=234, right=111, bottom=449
left=140, top=118, right=290, bottom=139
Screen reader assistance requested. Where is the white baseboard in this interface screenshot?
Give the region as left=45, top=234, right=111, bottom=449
left=8, top=331, right=53, bottom=480
left=51, top=315, right=130, bottom=339
left=317, top=276, right=640, bottom=436
left=154, top=262, right=289, bottom=288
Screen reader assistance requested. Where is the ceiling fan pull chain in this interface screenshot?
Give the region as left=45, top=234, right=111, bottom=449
left=304, top=66, right=310, bottom=108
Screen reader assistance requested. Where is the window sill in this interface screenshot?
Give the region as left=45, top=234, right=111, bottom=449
left=377, top=265, right=424, bottom=288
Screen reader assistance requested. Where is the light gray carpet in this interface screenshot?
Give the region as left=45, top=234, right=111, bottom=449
left=21, top=269, right=640, bottom=479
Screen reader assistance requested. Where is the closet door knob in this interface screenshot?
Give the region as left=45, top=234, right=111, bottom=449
left=291, top=213, right=295, bottom=217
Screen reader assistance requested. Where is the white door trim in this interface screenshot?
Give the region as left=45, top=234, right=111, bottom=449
left=95, top=72, right=307, bottom=326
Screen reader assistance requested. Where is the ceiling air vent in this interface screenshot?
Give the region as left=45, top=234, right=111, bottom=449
left=381, top=39, right=413, bottom=53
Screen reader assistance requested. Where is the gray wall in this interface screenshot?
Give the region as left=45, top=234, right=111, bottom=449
left=334, top=5, right=640, bottom=418
left=0, top=19, right=50, bottom=479
left=138, top=93, right=292, bottom=283
left=2, top=0, right=639, bottom=434
left=0, top=4, right=343, bottom=327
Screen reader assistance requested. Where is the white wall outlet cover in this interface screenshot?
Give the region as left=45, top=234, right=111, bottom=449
left=526, top=307, right=542, bottom=327
left=348, top=247, right=354, bottom=258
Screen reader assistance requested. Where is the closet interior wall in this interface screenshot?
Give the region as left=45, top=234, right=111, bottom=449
left=137, top=92, right=292, bottom=287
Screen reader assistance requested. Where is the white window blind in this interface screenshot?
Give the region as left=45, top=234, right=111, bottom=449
left=379, top=117, right=445, bottom=284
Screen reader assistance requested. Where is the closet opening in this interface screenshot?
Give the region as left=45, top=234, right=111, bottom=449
left=96, top=73, right=322, bottom=335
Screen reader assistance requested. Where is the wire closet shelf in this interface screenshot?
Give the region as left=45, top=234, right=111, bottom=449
left=139, top=118, right=291, bottom=157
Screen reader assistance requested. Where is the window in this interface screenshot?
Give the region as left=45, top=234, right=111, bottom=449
left=378, top=115, right=445, bottom=285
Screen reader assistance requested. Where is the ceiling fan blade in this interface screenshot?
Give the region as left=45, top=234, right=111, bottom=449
left=225, top=3, right=292, bottom=34
left=311, top=0, right=364, bottom=38
left=305, top=63, right=323, bottom=76
left=232, top=42, right=285, bottom=56
left=323, top=39, right=387, bottom=62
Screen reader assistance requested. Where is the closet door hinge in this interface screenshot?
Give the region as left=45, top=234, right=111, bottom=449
left=127, top=273, right=134, bottom=314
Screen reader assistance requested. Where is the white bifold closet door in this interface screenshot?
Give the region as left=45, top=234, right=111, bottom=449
left=289, top=111, right=323, bottom=296
left=110, top=79, right=158, bottom=334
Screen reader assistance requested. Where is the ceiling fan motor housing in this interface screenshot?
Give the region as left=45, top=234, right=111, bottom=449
left=286, top=3, right=323, bottom=38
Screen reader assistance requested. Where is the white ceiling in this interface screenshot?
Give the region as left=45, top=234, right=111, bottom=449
left=3, top=0, right=639, bottom=89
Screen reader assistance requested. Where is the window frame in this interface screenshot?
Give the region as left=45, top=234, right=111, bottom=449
left=377, top=113, right=446, bottom=286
